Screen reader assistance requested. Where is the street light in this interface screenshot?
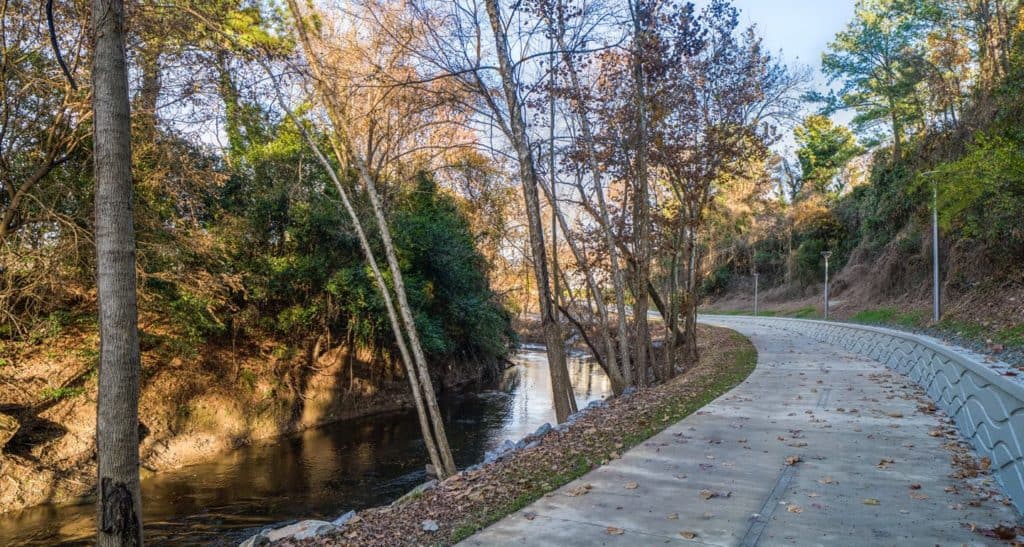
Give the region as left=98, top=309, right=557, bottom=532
left=821, top=251, right=832, bottom=320
left=919, top=170, right=942, bottom=323
left=753, top=271, right=759, bottom=317
left=933, top=179, right=940, bottom=322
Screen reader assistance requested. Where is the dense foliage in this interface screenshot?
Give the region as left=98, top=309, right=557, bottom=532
left=0, top=0, right=512, bottom=381
left=701, top=0, right=1023, bottom=296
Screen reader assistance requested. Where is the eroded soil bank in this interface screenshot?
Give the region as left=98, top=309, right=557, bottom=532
left=0, top=325, right=493, bottom=514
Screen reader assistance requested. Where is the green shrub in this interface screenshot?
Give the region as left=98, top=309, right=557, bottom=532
left=699, top=265, right=733, bottom=296
left=40, top=386, right=85, bottom=401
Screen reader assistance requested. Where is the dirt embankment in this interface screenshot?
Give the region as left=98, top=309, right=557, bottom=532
left=705, top=230, right=1024, bottom=360
left=0, top=322, right=484, bottom=515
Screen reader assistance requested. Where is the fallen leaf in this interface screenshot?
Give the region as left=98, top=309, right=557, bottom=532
left=877, top=457, right=896, bottom=469
left=910, top=484, right=921, bottom=490
left=679, top=531, right=697, bottom=539
left=700, top=489, right=716, bottom=500
left=785, top=455, right=802, bottom=466
left=566, top=484, right=593, bottom=497
left=992, top=524, right=1017, bottom=540
left=666, top=513, right=679, bottom=520
left=523, top=512, right=537, bottom=521
left=818, top=476, right=837, bottom=485
left=606, top=527, right=625, bottom=536
left=624, top=481, right=638, bottom=490
left=787, top=504, right=803, bottom=513
left=863, top=498, right=881, bottom=505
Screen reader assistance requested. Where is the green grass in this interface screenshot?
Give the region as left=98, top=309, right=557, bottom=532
left=996, top=324, right=1024, bottom=348
left=936, top=318, right=987, bottom=340
left=850, top=308, right=1023, bottom=351
left=444, top=332, right=758, bottom=543
left=851, top=307, right=924, bottom=328
left=786, top=306, right=819, bottom=319
left=704, top=309, right=777, bottom=317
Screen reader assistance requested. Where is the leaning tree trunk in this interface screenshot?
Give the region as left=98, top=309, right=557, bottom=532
left=348, top=148, right=458, bottom=477
left=539, top=176, right=626, bottom=394
left=282, top=0, right=457, bottom=476
left=485, top=0, right=575, bottom=423
left=553, top=30, right=632, bottom=387
left=92, top=0, right=143, bottom=544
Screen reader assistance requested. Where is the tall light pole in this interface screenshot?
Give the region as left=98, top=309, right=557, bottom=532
left=931, top=177, right=941, bottom=323
left=753, top=271, right=759, bottom=316
left=821, top=251, right=832, bottom=320
left=918, top=170, right=942, bottom=323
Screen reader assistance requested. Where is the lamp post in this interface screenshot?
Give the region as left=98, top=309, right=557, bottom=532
left=931, top=177, right=941, bottom=323
left=753, top=272, right=759, bottom=316
left=821, top=251, right=832, bottom=320
left=921, top=170, right=941, bottom=323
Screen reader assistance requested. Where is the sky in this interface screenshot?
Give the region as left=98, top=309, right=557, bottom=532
left=693, top=0, right=859, bottom=148
left=728, top=0, right=857, bottom=78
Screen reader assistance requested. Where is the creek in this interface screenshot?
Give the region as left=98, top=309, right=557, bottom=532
left=0, top=346, right=610, bottom=546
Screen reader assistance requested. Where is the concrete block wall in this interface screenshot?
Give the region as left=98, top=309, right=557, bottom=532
left=702, top=315, right=1024, bottom=513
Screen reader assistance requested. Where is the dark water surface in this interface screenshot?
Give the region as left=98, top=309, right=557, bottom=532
left=1, top=347, right=610, bottom=546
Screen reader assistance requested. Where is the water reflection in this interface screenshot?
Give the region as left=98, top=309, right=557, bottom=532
left=0, top=348, right=610, bottom=546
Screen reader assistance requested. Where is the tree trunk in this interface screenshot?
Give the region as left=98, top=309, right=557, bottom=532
left=485, top=0, right=575, bottom=423
left=553, top=27, right=632, bottom=387
left=889, top=101, right=902, bottom=158
left=92, top=0, right=143, bottom=544
left=661, top=225, right=684, bottom=381
left=349, top=147, right=459, bottom=476
left=539, top=176, right=626, bottom=394
left=630, top=3, right=652, bottom=387
left=680, top=224, right=700, bottom=366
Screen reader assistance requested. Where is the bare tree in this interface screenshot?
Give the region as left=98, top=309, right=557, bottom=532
left=539, top=0, right=633, bottom=391
left=481, top=0, right=577, bottom=422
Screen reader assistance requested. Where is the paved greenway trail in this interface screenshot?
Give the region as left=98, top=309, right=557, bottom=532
left=463, top=318, right=1020, bottom=546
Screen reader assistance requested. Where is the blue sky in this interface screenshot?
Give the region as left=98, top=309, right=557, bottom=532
left=695, top=0, right=859, bottom=147
left=728, top=0, right=857, bottom=76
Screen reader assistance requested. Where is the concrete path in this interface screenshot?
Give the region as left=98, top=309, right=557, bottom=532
left=462, top=319, right=1021, bottom=546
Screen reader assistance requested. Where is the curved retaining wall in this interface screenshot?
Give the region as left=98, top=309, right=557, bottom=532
left=701, top=315, right=1024, bottom=512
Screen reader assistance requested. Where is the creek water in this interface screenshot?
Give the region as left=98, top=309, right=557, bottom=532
left=1, top=346, right=610, bottom=546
